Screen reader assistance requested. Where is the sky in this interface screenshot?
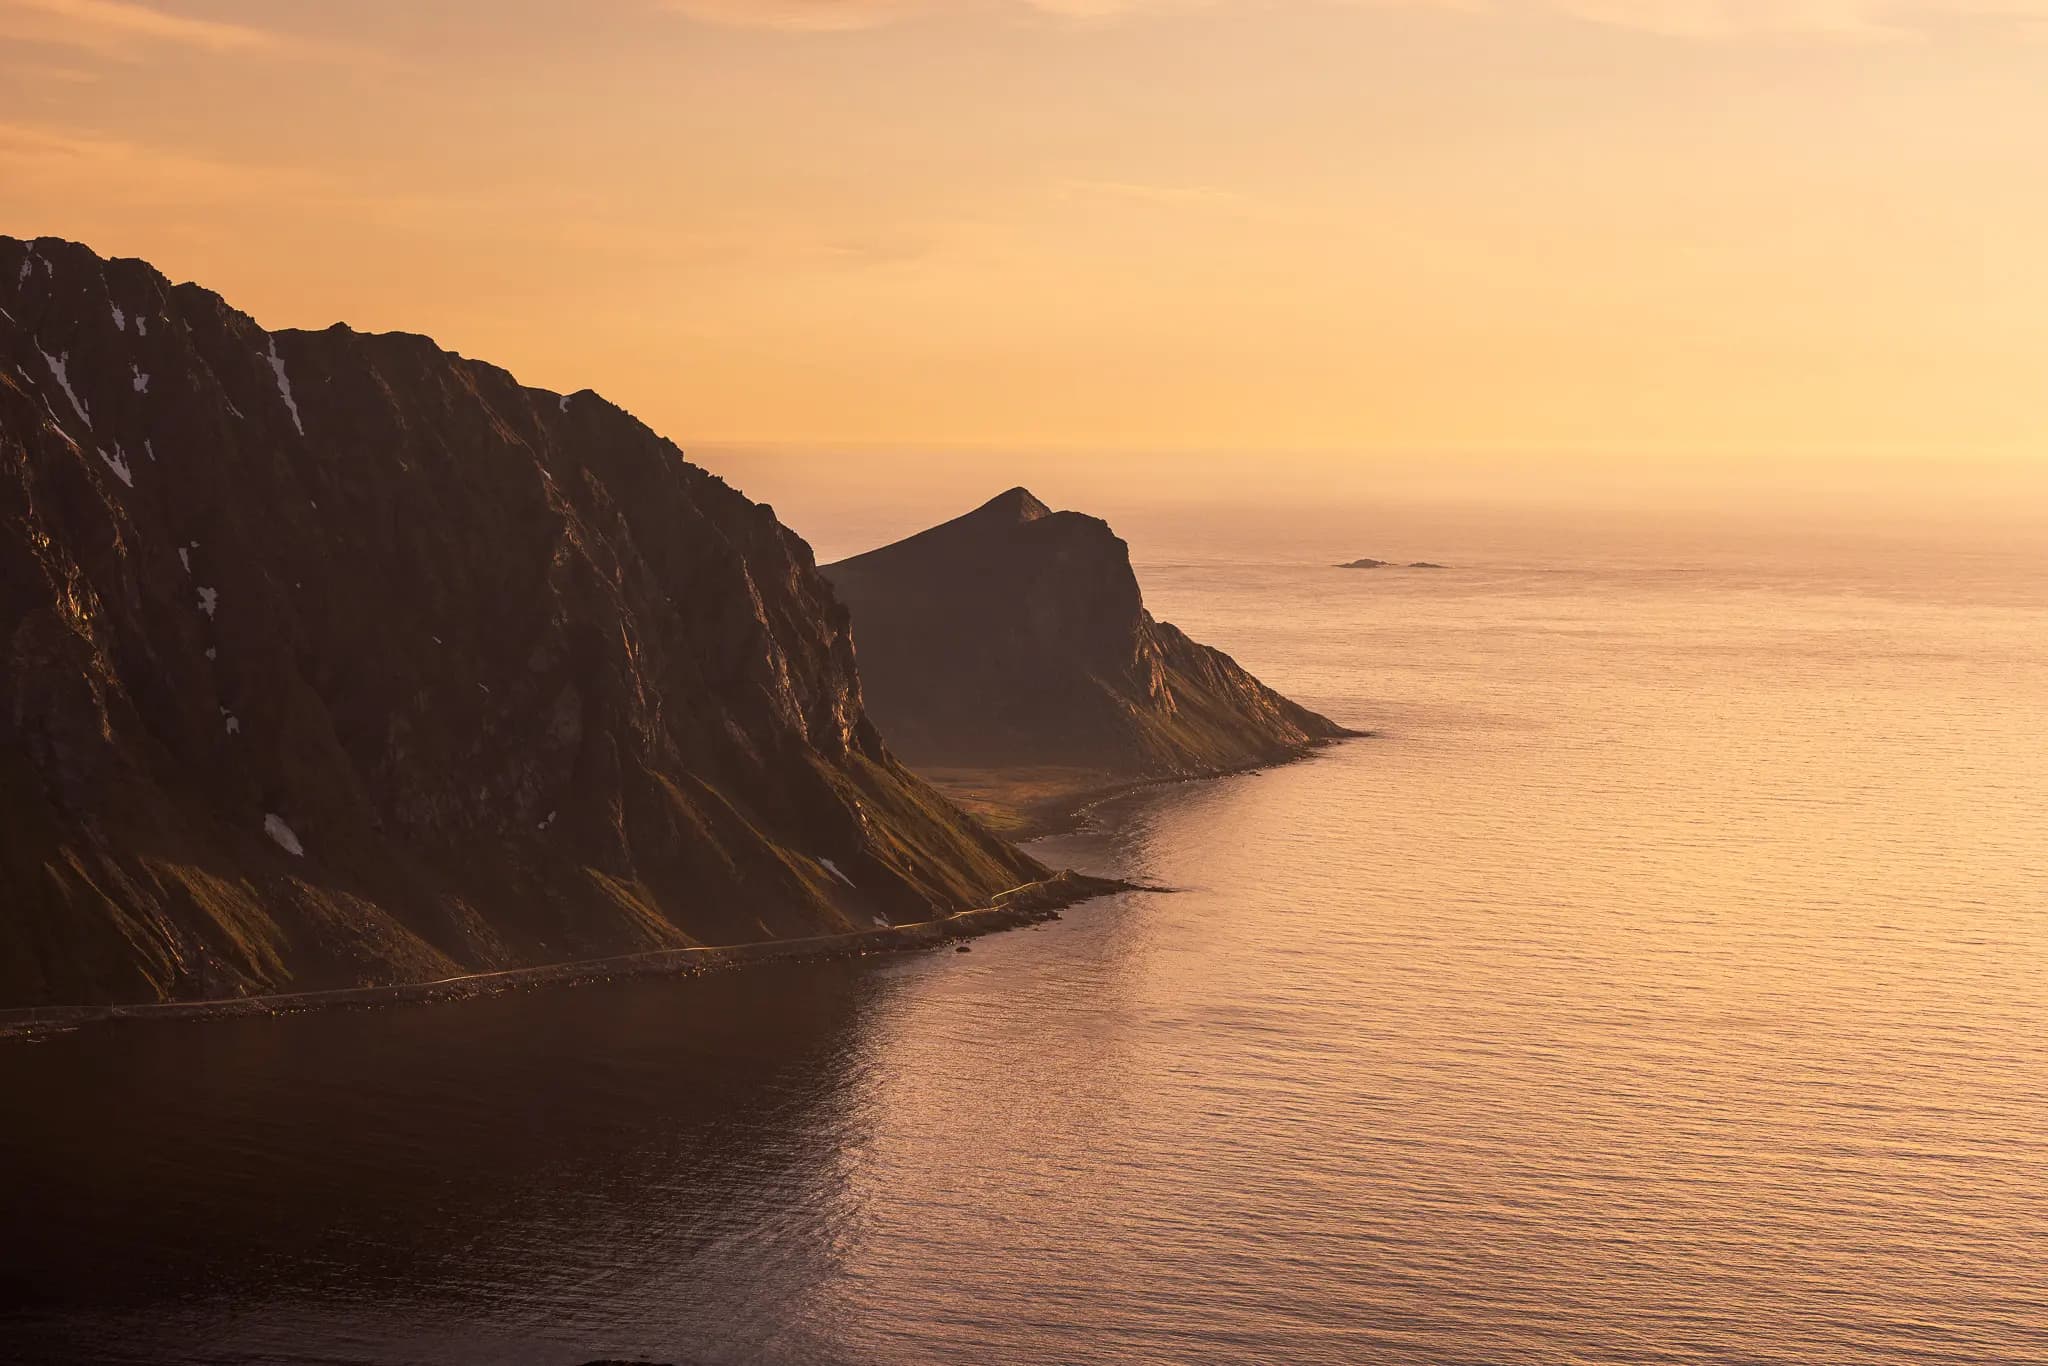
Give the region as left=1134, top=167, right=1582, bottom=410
left=2, top=0, right=2044, bottom=510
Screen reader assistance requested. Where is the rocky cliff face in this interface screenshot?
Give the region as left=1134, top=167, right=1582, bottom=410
left=822, top=488, right=1353, bottom=779
left=0, top=236, right=1040, bottom=1008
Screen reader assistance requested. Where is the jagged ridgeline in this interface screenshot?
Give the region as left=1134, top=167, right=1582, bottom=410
left=0, top=236, right=1041, bottom=1008
left=824, top=488, right=1354, bottom=777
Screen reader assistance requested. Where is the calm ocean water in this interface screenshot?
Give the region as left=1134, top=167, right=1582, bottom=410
left=4, top=500, right=2044, bottom=1365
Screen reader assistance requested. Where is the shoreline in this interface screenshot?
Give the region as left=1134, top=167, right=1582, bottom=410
left=0, top=737, right=1362, bottom=1042
left=936, top=733, right=1369, bottom=841
left=0, top=871, right=1137, bottom=1041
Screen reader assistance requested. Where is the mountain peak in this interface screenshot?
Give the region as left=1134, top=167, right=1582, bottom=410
left=971, top=486, right=1053, bottom=525
left=821, top=491, right=1353, bottom=776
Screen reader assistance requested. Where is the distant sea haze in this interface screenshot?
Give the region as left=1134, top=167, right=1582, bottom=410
left=3, top=503, right=2043, bottom=1364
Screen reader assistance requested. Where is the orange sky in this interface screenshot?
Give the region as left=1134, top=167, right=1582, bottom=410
left=2, top=0, right=2045, bottom=502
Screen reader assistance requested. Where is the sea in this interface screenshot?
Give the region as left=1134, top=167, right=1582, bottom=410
left=3, top=488, right=2044, bottom=1365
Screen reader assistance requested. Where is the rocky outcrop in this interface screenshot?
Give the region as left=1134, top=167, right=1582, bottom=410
left=1338, top=559, right=1446, bottom=570
left=0, top=236, right=1042, bottom=1008
left=822, top=488, right=1354, bottom=783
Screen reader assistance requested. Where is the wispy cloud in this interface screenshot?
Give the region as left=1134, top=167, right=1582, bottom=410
left=1061, top=178, right=1242, bottom=205
left=0, top=119, right=939, bottom=276
left=0, top=0, right=284, bottom=55
left=656, top=0, right=942, bottom=30
left=1538, top=0, right=2048, bottom=41
left=657, top=0, right=2048, bottom=40
left=0, top=120, right=336, bottom=201
left=0, top=57, right=106, bottom=82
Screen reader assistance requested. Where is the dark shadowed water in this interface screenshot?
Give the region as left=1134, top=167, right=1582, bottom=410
left=4, top=504, right=2045, bottom=1365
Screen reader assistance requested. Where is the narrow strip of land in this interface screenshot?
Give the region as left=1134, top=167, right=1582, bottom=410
left=0, top=871, right=1136, bottom=1039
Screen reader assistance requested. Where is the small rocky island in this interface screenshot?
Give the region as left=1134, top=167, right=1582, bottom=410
left=1339, top=558, right=1448, bottom=570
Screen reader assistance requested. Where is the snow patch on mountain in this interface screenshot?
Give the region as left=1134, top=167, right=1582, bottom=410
left=38, top=348, right=90, bottom=425
left=264, top=814, right=304, bottom=856
left=267, top=337, right=304, bottom=435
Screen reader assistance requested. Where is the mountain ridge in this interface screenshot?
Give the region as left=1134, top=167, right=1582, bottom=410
left=0, top=235, right=1047, bottom=1008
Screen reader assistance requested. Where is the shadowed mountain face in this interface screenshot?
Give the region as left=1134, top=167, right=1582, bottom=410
left=822, top=488, right=1352, bottom=782
left=0, top=237, right=1040, bottom=1009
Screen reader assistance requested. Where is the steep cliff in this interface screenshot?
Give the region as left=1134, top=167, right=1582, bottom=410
left=0, top=236, right=1041, bottom=1008
left=823, top=489, right=1353, bottom=794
